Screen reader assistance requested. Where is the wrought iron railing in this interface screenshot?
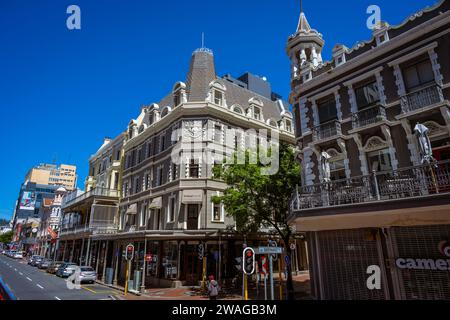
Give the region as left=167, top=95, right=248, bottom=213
left=62, top=187, right=119, bottom=208
left=352, top=104, right=386, bottom=129
left=312, top=120, right=341, bottom=141
left=400, top=83, right=443, bottom=113
left=290, top=160, right=450, bottom=213
left=59, top=222, right=118, bottom=236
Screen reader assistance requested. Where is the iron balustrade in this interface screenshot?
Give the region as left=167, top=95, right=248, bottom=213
left=400, top=83, right=443, bottom=113
left=60, top=222, right=118, bottom=236
left=290, top=160, right=450, bottom=213
left=62, top=187, right=119, bottom=208
left=312, top=120, right=341, bottom=141
left=352, top=104, right=386, bottom=129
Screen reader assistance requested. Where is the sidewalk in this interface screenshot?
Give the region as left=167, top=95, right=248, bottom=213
left=110, top=272, right=311, bottom=301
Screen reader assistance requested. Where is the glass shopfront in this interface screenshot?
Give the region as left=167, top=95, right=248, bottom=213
left=162, top=241, right=178, bottom=280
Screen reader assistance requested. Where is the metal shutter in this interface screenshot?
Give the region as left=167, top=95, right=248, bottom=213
left=390, top=225, right=450, bottom=300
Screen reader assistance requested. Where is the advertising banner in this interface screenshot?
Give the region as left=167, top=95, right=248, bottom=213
left=19, top=191, right=36, bottom=211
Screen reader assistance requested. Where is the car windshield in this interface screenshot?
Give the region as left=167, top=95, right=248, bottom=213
left=80, top=267, right=94, bottom=272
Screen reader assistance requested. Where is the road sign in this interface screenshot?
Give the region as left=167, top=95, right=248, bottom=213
left=261, top=257, right=268, bottom=275
left=125, top=244, right=134, bottom=261
left=198, top=243, right=204, bottom=260
left=257, top=246, right=284, bottom=255
left=285, top=255, right=291, bottom=265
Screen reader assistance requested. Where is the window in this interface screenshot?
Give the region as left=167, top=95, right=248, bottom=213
left=123, top=182, right=129, bottom=197
left=214, top=91, right=223, bottom=105
left=285, top=120, right=292, bottom=132
left=114, top=172, right=119, bottom=190
left=140, top=205, right=147, bottom=227
left=134, top=177, right=140, bottom=194
left=189, top=159, right=199, bottom=178
left=172, top=163, right=177, bottom=181
left=144, top=173, right=150, bottom=190
left=168, top=197, right=176, bottom=222
left=318, top=98, right=337, bottom=124
left=147, top=142, right=152, bottom=158
left=214, top=125, right=222, bottom=143
left=329, top=159, right=346, bottom=181
left=115, top=150, right=121, bottom=161
left=355, top=81, right=380, bottom=109
left=403, top=60, right=434, bottom=92
left=157, top=166, right=163, bottom=186
left=213, top=203, right=222, bottom=222
left=253, top=107, right=262, bottom=120
left=367, top=149, right=392, bottom=172
left=233, top=106, right=243, bottom=114
left=161, top=135, right=166, bottom=152
left=137, top=149, right=142, bottom=163
left=174, top=93, right=181, bottom=107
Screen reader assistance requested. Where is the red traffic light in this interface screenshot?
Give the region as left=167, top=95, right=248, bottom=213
left=246, top=251, right=253, bottom=257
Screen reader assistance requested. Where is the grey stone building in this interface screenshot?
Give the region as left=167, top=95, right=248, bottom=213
left=288, top=1, right=450, bottom=299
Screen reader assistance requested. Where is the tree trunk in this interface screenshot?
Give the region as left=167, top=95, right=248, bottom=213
left=283, top=237, right=295, bottom=300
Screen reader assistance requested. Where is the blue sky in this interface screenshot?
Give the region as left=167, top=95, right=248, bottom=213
left=0, top=0, right=438, bottom=220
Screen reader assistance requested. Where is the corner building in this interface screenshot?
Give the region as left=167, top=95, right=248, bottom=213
left=288, top=1, right=450, bottom=299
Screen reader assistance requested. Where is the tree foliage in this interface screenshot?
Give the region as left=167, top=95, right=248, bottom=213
left=212, top=142, right=301, bottom=299
left=0, top=231, right=13, bottom=244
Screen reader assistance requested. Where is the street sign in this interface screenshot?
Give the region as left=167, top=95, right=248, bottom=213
left=198, top=243, right=204, bottom=260
left=257, top=246, right=284, bottom=255
left=285, top=255, right=290, bottom=265
left=268, top=240, right=278, bottom=261
left=125, top=244, right=134, bottom=261
left=261, top=257, right=268, bottom=275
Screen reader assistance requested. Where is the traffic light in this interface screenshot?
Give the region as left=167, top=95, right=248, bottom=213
left=125, top=244, right=134, bottom=261
left=198, top=243, right=205, bottom=260
left=243, top=247, right=255, bottom=275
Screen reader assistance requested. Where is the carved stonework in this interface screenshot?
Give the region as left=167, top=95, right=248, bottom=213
left=184, top=120, right=203, bottom=140
left=423, top=121, right=447, bottom=138
left=364, top=136, right=388, bottom=152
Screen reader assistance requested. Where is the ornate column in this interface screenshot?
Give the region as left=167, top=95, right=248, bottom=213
left=337, top=138, right=351, bottom=179
left=352, top=134, right=369, bottom=176
left=400, top=119, right=420, bottom=166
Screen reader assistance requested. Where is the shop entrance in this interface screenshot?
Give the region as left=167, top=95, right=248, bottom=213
left=183, top=245, right=201, bottom=285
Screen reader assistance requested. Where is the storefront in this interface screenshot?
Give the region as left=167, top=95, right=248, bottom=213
left=307, top=224, right=450, bottom=300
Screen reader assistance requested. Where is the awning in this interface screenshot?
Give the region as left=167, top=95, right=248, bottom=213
left=126, top=204, right=137, bottom=215
left=182, top=190, right=203, bottom=204
left=149, top=197, right=162, bottom=209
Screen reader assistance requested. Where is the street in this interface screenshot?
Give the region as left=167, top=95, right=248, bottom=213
left=0, top=255, right=117, bottom=300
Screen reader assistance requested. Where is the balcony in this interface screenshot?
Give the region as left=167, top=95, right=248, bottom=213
left=352, top=104, right=386, bottom=129
left=312, top=120, right=341, bottom=142
left=400, top=83, right=444, bottom=113
left=60, top=222, right=118, bottom=237
left=62, top=187, right=119, bottom=209
left=290, top=160, right=450, bottom=212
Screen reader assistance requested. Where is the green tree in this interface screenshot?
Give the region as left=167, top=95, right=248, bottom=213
left=0, top=231, right=13, bottom=245
left=212, top=142, right=301, bottom=300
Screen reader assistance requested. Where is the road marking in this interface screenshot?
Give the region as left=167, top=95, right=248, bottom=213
left=36, top=284, right=44, bottom=289
left=81, top=286, right=97, bottom=294
left=26, top=277, right=32, bottom=282
left=55, top=296, right=61, bottom=300
left=19, top=272, right=23, bottom=276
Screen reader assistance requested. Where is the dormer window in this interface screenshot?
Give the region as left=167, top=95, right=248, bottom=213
left=333, top=45, right=348, bottom=67
left=172, top=82, right=186, bottom=108
left=174, top=93, right=181, bottom=107
left=232, top=105, right=244, bottom=114
left=253, top=107, right=262, bottom=120
left=285, top=120, right=292, bottom=132
left=336, top=54, right=345, bottom=66
left=214, top=91, right=223, bottom=105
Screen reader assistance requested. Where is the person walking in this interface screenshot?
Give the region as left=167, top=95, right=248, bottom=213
left=207, top=275, right=220, bottom=300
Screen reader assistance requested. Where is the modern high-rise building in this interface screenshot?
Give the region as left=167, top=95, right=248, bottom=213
left=288, top=0, right=450, bottom=300
left=25, top=163, right=77, bottom=190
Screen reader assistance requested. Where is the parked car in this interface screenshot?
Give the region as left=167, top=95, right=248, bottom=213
left=37, top=258, right=52, bottom=269
left=73, top=266, right=97, bottom=284
left=56, top=263, right=77, bottom=278
left=7, top=251, right=16, bottom=258
left=29, top=255, right=44, bottom=266
left=13, top=251, right=24, bottom=259
left=46, top=261, right=65, bottom=274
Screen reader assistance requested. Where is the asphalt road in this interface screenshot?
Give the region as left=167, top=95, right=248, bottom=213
left=0, top=254, right=117, bottom=300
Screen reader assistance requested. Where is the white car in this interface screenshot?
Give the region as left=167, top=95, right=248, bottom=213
left=13, top=251, right=24, bottom=259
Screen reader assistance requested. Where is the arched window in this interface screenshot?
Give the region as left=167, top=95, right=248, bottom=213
left=232, top=105, right=244, bottom=114
left=161, top=106, right=171, bottom=118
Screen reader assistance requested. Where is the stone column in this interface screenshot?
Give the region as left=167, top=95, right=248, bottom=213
left=70, top=239, right=75, bottom=262
left=80, top=238, right=85, bottom=265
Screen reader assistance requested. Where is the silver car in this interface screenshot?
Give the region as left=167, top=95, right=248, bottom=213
left=75, top=266, right=97, bottom=284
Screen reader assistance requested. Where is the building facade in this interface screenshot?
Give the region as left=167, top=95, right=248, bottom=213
left=56, top=47, right=307, bottom=290
left=288, top=1, right=450, bottom=299
left=25, top=163, right=77, bottom=191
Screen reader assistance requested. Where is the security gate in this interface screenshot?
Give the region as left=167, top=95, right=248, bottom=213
left=389, top=224, right=450, bottom=300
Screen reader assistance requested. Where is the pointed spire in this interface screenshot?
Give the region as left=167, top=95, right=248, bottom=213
left=296, top=11, right=311, bottom=33
left=186, top=47, right=216, bottom=102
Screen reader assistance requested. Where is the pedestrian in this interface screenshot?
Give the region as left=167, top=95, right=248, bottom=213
left=207, top=275, right=220, bottom=300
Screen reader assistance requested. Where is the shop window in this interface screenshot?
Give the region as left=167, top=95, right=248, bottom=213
left=162, top=241, right=178, bottom=280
